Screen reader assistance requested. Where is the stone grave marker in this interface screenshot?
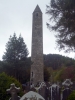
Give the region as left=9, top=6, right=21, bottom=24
left=62, top=79, right=73, bottom=100
left=38, top=82, right=46, bottom=99
left=62, top=88, right=72, bottom=100
left=20, top=91, right=45, bottom=100
left=6, top=83, right=20, bottom=100
left=50, top=83, right=61, bottom=100
left=62, top=79, right=73, bottom=88
left=38, top=86, right=46, bottom=99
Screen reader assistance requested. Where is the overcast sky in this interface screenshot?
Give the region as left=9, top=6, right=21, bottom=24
left=0, top=0, right=75, bottom=60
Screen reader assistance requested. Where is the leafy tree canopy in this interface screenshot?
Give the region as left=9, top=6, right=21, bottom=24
left=52, top=66, right=75, bottom=82
left=3, top=33, right=29, bottom=62
left=0, top=72, right=23, bottom=100
left=44, top=67, right=52, bottom=82
left=46, top=0, right=75, bottom=52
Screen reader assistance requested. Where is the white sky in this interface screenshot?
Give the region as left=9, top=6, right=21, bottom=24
left=0, top=0, right=75, bottom=60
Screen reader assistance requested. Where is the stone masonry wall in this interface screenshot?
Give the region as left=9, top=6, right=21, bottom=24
left=30, top=5, right=44, bottom=86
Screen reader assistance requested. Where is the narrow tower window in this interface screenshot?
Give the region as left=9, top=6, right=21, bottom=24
left=32, top=72, right=33, bottom=77
left=36, top=13, right=38, bottom=17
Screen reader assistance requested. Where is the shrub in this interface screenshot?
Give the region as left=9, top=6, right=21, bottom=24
left=0, top=72, right=23, bottom=100
left=67, top=90, right=75, bottom=100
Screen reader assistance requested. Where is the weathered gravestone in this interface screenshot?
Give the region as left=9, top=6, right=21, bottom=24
left=72, top=81, right=75, bottom=90
left=45, top=87, right=51, bottom=100
left=37, top=82, right=46, bottom=99
left=62, top=79, right=73, bottom=100
left=62, top=88, right=72, bottom=100
left=38, top=82, right=51, bottom=100
left=46, top=82, right=51, bottom=100
left=39, top=86, right=46, bottom=100
left=20, top=91, right=45, bottom=100
left=50, top=84, right=61, bottom=100
left=62, top=79, right=73, bottom=88
left=6, top=83, right=20, bottom=100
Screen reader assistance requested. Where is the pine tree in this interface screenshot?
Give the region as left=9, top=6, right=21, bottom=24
left=3, top=33, right=28, bottom=61
left=2, top=33, right=29, bottom=82
left=46, top=0, right=75, bottom=52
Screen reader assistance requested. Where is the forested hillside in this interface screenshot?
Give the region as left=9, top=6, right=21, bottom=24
left=44, top=54, right=75, bottom=69
left=0, top=54, right=75, bottom=83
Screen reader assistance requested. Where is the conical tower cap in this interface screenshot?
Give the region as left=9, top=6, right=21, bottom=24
left=33, top=5, right=42, bottom=13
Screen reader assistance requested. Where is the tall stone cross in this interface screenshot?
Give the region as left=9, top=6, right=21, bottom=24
left=6, top=83, right=20, bottom=100
left=30, top=5, right=44, bottom=87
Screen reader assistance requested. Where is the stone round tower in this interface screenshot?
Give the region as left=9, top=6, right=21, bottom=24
left=30, top=5, right=44, bottom=86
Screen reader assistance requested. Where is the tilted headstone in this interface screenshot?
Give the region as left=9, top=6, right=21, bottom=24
left=6, top=83, right=20, bottom=100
